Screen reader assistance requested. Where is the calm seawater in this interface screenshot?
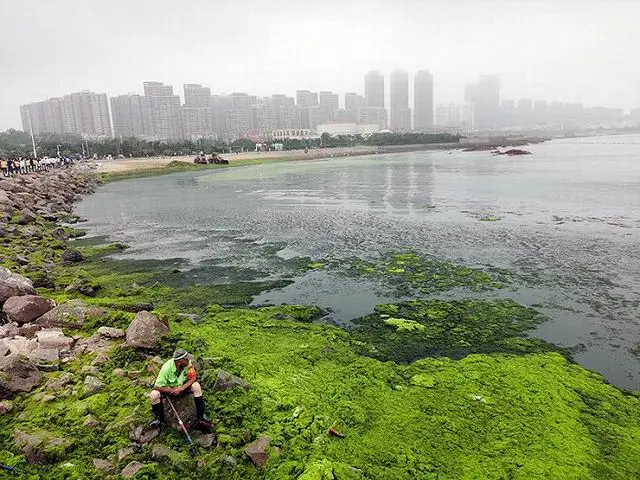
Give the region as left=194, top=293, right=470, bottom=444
left=76, top=134, right=640, bottom=390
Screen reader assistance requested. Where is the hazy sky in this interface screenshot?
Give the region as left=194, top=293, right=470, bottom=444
left=1, top=0, right=639, bottom=130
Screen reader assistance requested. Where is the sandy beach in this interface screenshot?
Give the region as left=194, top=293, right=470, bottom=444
left=94, top=146, right=381, bottom=173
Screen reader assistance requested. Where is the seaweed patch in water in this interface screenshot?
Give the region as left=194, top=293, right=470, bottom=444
left=351, top=299, right=562, bottom=363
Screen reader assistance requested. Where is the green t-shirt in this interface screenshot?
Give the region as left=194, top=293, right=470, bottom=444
left=154, top=359, right=195, bottom=388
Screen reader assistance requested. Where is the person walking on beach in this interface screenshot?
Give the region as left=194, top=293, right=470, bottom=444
left=148, top=349, right=211, bottom=429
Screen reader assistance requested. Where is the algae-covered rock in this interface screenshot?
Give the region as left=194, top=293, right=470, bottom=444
left=13, top=429, right=71, bottom=464
left=82, top=375, right=104, bottom=398
left=61, top=249, right=85, bottom=263
left=2, top=295, right=55, bottom=325
left=151, top=443, right=185, bottom=464
left=92, top=458, right=117, bottom=474
left=97, top=326, right=125, bottom=339
left=121, top=461, right=144, bottom=478
left=0, top=354, right=40, bottom=399
left=125, top=311, right=169, bottom=349
left=212, top=369, right=250, bottom=392
left=130, top=424, right=160, bottom=444
left=45, top=372, right=74, bottom=391
left=84, top=414, right=99, bottom=427
left=36, top=300, right=108, bottom=328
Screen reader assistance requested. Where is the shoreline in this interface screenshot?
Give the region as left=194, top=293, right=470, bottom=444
left=95, top=138, right=543, bottom=177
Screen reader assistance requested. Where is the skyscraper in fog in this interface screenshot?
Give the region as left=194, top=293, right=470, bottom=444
left=142, top=81, right=183, bottom=139
left=182, top=84, right=214, bottom=140
left=390, top=69, right=411, bottom=131
left=364, top=71, right=384, bottom=109
left=344, top=93, right=365, bottom=123
left=111, top=94, right=144, bottom=137
left=464, top=75, right=500, bottom=130
left=413, top=70, right=434, bottom=131
left=22, top=91, right=111, bottom=137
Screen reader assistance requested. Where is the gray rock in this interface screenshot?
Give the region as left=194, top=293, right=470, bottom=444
left=130, top=425, right=160, bottom=444
left=84, top=414, right=99, bottom=427
left=117, top=446, right=136, bottom=461
left=4, top=337, right=38, bottom=356
left=161, top=392, right=198, bottom=429
left=91, top=352, right=109, bottom=365
left=82, top=376, right=104, bottom=398
left=36, top=329, right=73, bottom=350
left=244, top=435, right=270, bottom=468
left=45, top=372, right=74, bottom=391
left=219, top=454, right=237, bottom=468
left=0, top=354, right=41, bottom=399
left=19, top=208, right=37, bottom=224
left=0, top=340, right=8, bottom=357
left=2, top=295, right=56, bottom=325
left=125, top=311, right=169, bottom=349
left=213, top=370, right=250, bottom=392
left=97, top=326, right=125, bottom=339
left=92, top=458, right=116, bottom=474
left=113, top=368, right=126, bottom=377
left=197, top=433, right=214, bottom=448
left=151, top=444, right=184, bottom=463
left=81, top=366, right=100, bottom=375
left=176, top=313, right=202, bottom=324
left=0, top=267, right=36, bottom=304
left=36, top=300, right=107, bottom=328
left=0, top=322, right=19, bottom=339
left=29, top=347, right=60, bottom=363
left=121, top=461, right=144, bottom=478
left=13, top=429, right=70, bottom=464
left=61, top=249, right=84, bottom=263
left=0, top=400, right=13, bottom=414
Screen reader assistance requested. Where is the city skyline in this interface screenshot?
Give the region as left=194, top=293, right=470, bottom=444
left=2, top=0, right=639, bottom=131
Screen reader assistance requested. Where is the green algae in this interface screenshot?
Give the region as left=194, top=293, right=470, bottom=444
left=352, top=299, right=560, bottom=363
left=323, top=251, right=505, bottom=295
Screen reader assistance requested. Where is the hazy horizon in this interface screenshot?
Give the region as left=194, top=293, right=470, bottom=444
left=1, top=0, right=639, bottom=130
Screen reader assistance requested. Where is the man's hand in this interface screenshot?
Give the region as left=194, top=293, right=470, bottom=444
left=170, top=387, right=182, bottom=395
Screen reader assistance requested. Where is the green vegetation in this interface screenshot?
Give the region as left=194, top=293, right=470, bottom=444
left=352, top=299, right=561, bottom=363
left=326, top=252, right=505, bottom=295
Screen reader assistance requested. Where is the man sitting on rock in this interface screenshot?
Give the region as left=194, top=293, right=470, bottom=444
left=149, top=349, right=211, bottom=428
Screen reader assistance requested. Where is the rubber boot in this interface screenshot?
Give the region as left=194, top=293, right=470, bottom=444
left=149, top=403, right=165, bottom=429
left=194, top=396, right=211, bottom=423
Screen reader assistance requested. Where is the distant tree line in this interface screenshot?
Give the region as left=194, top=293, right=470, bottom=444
left=0, top=128, right=462, bottom=158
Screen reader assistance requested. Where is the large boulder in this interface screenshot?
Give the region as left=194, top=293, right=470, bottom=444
left=13, top=429, right=71, bottom=464
left=2, top=295, right=55, bottom=325
left=0, top=354, right=41, bottom=399
left=161, top=393, right=199, bottom=430
left=121, top=461, right=145, bottom=478
left=36, top=300, right=107, bottom=328
left=0, top=267, right=36, bottom=303
left=245, top=435, right=271, bottom=468
left=125, top=311, right=169, bottom=349
left=212, top=370, right=250, bottom=392
left=61, top=249, right=85, bottom=264
left=35, top=328, right=73, bottom=350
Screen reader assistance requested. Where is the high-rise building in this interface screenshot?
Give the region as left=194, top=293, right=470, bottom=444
left=271, top=94, right=299, bottom=130
left=464, top=75, right=500, bottom=130
left=110, top=94, right=144, bottom=137
left=226, top=93, right=256, bottom=139
left=21, top=91, right=112, bottom=137
left=296, top=90, right=318, bottom=130
left=390, top=69, right=411, bottom=131
left=250, top=97, right=277, bottom=138
left=358, top=107, right=387, bottom=130
left=182, top=84, right=214, bottom=140
left=20, top=98, right=64, bottom=135
left=413, top=70, right=434, bottom=131
left=315, top=91, right=339, bottom=127
left=344, top=93, right=365, bottom=123
left=364, top=71, right=384, bottom=109
left=141, top=82, right=183, bottom=139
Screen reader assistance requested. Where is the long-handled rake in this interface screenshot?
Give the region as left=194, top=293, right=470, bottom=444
left=165, top=396, right=197, bottom=457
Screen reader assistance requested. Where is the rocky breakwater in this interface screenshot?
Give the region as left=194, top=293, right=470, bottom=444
left=0, top=169, right=100, bottom=399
